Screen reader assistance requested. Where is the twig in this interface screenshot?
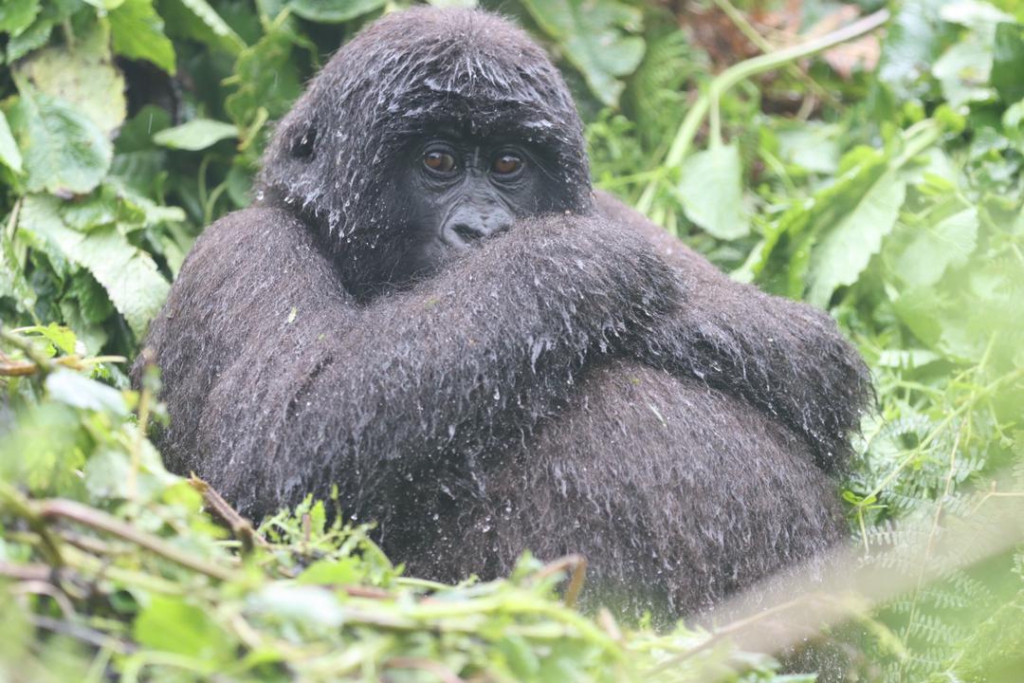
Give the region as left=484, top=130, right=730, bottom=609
left=533, top=554, right=587, bottom=608
left=188, top=475, right=270, bottom=552
left=31, top=615, right=135, bottom=654
left=712, top=0, right=838, bottom=108
left=637, top=8, right=891, bottom=213
left=35, top=498, right=237, bottom=581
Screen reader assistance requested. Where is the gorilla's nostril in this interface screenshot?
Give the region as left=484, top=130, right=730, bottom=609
left=453, top=223, right=482, bottom=242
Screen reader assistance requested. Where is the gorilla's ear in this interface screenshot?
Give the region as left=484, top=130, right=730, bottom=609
left=288, top=121, right=317, bottom=161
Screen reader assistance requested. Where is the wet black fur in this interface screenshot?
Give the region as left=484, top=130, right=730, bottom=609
left=137, top=8, right=871, bottom=621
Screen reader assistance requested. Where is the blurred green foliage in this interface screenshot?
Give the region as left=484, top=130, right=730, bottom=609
left=1, top=0, right=1023, bottom=680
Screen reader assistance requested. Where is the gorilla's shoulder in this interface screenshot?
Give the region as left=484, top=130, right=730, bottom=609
left=184, top=207, right=324, bottom=271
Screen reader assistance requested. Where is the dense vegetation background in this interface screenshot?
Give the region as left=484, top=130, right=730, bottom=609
left=1, top=0, right=1023, bottom=680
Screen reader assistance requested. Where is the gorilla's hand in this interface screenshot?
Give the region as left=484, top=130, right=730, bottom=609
left=593, top=192, right=870, bottom=473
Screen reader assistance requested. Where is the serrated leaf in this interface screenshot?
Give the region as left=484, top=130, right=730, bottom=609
left=6, top=12, right=53, bottom=62
left=1, top=227, right=36, bottom=312
left=5, top=86, right=112, bottom=195
left=13, top=20, right=127, bottom=135
left=0, top=110, right=24, bottom=174
left=521, top=0, right=644, bottom=106
left=157, top=0, right=245, bottom=55
left=0, top=0, right=40, bottom=36
left=110, top=0, right=177, bottom=74
left=18, top=195, right=170, bottom=336
left=807, top=170, right=906, bottom=307
left=895, top=208, right=979, bottom=287
left=676, top=144, right=750, bottom=240
left=154, top=118, right=237, bottom=151
left=288, top=0, right=385, bottom=23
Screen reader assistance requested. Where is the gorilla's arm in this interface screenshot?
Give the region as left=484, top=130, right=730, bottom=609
left=141, top=206, right=678, bottom=517
left=595, top=191, right=871, bottom=472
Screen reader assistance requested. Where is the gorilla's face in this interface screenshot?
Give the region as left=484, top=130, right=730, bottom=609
left=258, top=8, right=593, bottom=300
left=394, top=132, right=556, bottom=278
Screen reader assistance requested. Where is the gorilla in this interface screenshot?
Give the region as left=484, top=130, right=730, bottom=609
left=136, top=7, right=870, bottom=621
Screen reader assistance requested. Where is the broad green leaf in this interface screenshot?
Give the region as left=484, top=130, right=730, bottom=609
left=13, top=20, right=127, bottom=135
left=110, top=0, right=177, bottom=74
left=521, top=0, right=644, bottom=106
left=156, top=0, right=245, bottom=55
left=298, top=557, right=362, bottom=585
left=0, top=0, right=40, bottom=36
left=288, top=0, right=385, bottom=23
left=16, top=322, right=79, bottom=355
left=895, top=208, right=979, bottom=287
left=1, top=226, right=36, bottom=312
left=5, top=12, right=53, bottom=62
left=0, top=111, right=24, bottom=174
left=135, top=595, right=236, bottom=662
left=18, top=195, right=170, bottom=336
left=878, top=0, right=957, bottom=100
left=806, top=170, right=907, bottom=307
left=225, top=28, right=305, bottom=127
left=676, top=144, right=750, bottom=240
left=154, top=118, right=237, bottom=151
left=5, top=86, right=112, bottom=196
left=776, top=123, right=841, bottom=174
left=932, top=36, right=993, bottom=108
left=992, top=22, right=1024, bottom=104
left=45, top=369, right=128, bottom=415
left=111, top=105, right=172, bottom=196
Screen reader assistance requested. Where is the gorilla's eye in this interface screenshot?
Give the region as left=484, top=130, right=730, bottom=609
left=423, top=151, right=457, bottom=174
left=492, top=154, right=523, bottom=176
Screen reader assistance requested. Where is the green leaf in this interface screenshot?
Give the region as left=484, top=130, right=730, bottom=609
left=13, top=20, right=127, bottom=135
left=521, top=0, right=644, bottom=106
left=225, top=27, right=305, bottom=127
left=298, top=558, right=362, bottom=585
left=5, top=86, right=113, bottom=196
left=156, top=0, right=245, bottom=55
left=45, top=369, right=128, bottom=415
left=878, top=0, right=957, bottom=100
left=135, top=595, right=236, bottom=662
left=0, top=111, right=24, bottom=174
left=895, top=208, right=979, bottom=287
left=1, top=225, right=36, bottom=312
left=6, top=12, right=53, bottom=62
left=806, top=170, right=907, bottom=307
left=775, top=123, right=841, bottom=175
left=676, top=144, right=750, bottom=240
left=110, top=0, right=177, bottom=74
left=17, top=322, right=79, bottom=355
left=153, top=119, right=237, bottom=151
left=18, top=195, right=170, bottom=336
left=288, top=0, right=385, bottom=23
left=932, top=36, right=994, bottom=108
left=0, top=0, right=40, bottom=36
left=992, top=22, right=1024, bottom=104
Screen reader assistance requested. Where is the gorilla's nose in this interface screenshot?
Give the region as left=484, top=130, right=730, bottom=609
left=448, top=212, right=511, bottom=245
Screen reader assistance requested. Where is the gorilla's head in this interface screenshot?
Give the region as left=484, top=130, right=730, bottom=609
left=259, top=8, right=593, bottom=300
